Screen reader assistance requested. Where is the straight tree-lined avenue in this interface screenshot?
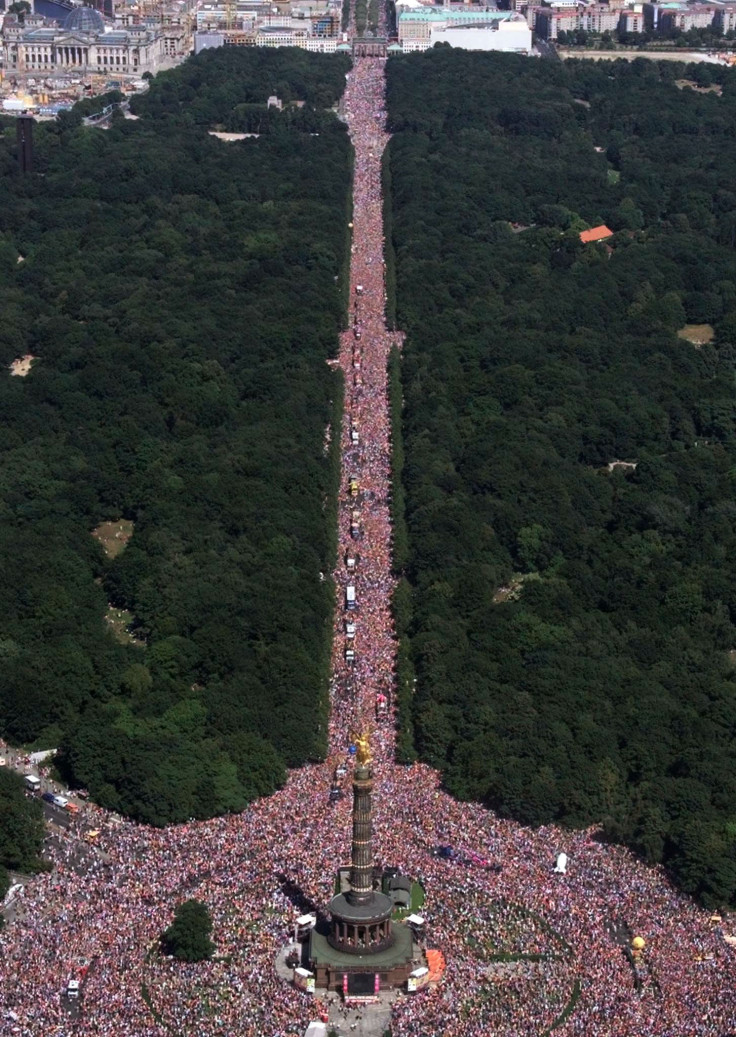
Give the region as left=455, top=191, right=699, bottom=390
left=329, top=61, right=403, bottom=783
left=0, top=50, right=735, bottom=1037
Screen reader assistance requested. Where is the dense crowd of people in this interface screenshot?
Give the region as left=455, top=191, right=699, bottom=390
left=0, top=55, right=735, bottom=1037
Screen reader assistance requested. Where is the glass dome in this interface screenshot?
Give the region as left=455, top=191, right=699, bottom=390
left=63, top=6, right=106, bottom=34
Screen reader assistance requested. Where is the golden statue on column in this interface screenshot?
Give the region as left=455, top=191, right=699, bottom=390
left=354, top=731, right=371, bottom=766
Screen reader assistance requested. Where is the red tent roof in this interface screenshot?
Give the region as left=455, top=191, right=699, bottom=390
left=579, top=225, right=614, bottom=243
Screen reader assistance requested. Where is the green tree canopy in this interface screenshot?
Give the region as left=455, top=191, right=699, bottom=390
left=0, top=48, right=351, bottom=825
left=387, top=49, right=736, bottom=907
left=0, top=769, right=45, bottom=874
left=162, top=899, right=215, bottom=962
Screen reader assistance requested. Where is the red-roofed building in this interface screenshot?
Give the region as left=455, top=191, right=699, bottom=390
left=579, top=225, right=614, bottom=244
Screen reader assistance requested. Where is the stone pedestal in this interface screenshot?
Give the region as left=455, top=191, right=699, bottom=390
left=328, top=891, right=394, bottom=955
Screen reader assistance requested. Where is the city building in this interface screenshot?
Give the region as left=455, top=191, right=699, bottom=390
left=194, top=0, right=339, bottom=29
left=429, top=15, right=532, bottom=50
left=536, top=3, right=620, bottom=38
left=192, top=0, right=339, bottom=46
left=2, top=7, right=165, bottom=73
left=534, top=7, right=569, bottom=36
left=194, top=25, right=340, bottom=48
left=523, top=4, right=544, bottom=28
left=642, top=0, right=723, bottom=29
left=532, top=0, right=730, bottom=37
left=619, top=6, right=645, bottom=32
left=658, top=2, right=717, bottom=29
left=194, top=28, right=226, bottom=48
left=195, top=1, right=270, bottom=31
left=714, top=2, right=736, bottom=30
left=160, top=21, right=190, bottom=56
left=255, top=20, right=339, bottom=47
left=581, top=3, right=621, bottom=30
left=643, top=1, right=671, bottom=30
left=397, top=7, right=524, bottom=51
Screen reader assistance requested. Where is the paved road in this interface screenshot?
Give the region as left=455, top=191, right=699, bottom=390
left=557, top=47, right=728, bottom=62
left=327, top=995, right=393, bottom=1037
left=0, top=749, right=109, bottom=929
left=536, top=39, right=560, bottom=61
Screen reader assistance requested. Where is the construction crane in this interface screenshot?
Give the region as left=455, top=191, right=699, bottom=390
left=225, top=0, right=236, bottom=30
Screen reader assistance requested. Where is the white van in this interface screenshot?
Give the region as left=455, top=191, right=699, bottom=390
left=345, top=585, right=356, bottom=610
left=24, top=775, right=41, bottom=793
left=67, top=979, right=80, bottom=1000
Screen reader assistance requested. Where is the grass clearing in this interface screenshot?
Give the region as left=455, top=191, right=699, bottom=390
left=92, top=519, right=134, bottom=558
left=105, top=606, right=145, bottom=647
left=392, top=880, right=425, bottom=919
left=9, top=354, right=36, bottom=377
left=677, top=323, right=714, bottom=347
left=675, top=80, right=722, bottom=96
left=493, top=572, right=540, bottom=604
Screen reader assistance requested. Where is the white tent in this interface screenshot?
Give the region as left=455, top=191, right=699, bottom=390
left=554, top=852, right=568, bottom=874
left=29, top=749, right=57, bottom=765
left=304, top=1023, right=327, bottom=1037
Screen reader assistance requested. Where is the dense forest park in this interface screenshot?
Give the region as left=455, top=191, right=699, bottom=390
left=387, top=49, right=736, bottom=907
left=0, top=47, right=352, bottom=825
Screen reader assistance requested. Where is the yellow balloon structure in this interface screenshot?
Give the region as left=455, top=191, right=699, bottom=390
left=631, top=936, right=646, bottom=951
